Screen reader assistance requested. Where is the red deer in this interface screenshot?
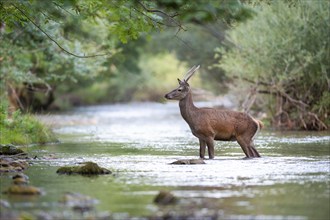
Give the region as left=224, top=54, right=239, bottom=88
left=164, top=65, right=263, bottom=159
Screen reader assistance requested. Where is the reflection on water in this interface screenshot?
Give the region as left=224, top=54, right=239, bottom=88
left=2, top=102, right=330, bottom=219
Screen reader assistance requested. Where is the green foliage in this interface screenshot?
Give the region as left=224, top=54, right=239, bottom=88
left=0, top=102, right=57, bottom=145
left=0, top=0, right=256, bottom=110
left=218, top=0, right=330, bottom=130
left=134, top=52, right=199, bottom=101
left=148, top=0, right=254, bottom=25
left=58, top=52, right=199, bottom=103
left=0, top=0, right=113, bottom=112
left=145, top=24, right=229, bottom=93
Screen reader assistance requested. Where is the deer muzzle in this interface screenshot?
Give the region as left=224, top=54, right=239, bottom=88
left=164, top=93, right=172, bottom=99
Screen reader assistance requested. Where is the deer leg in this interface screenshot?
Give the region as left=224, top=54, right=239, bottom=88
left=199, top=139, right=206, bottom=159
left=237, top=136, right=254, bottom=158
left=249, top=141, right=261, bottom=157
left=205, top=138, right=215, bottom=159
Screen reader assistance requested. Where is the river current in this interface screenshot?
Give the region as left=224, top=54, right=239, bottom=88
left=1, top=102, right=329, bottom=219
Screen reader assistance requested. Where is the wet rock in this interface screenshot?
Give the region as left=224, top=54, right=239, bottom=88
left=151, top=196, right=222, bottom=220
left=12, top=174, right=29, bottom=185
left=170, top=159, right=205, bottom=165
left=56, top=162, right=111, bottom=175
left=0, top=145, right=29, bottom=173
left=10, top=160, right=29, bottom=169
left=0, top=199, right=10, bottom=209
left=60, top=192, right=98, bottom=212
left=0, top=144, right=25, bottom=155
left=12, top=177, right=29, bottom=185
left=154, top=191, right=178, bottom=205
left=0, top=158, right=29, bottom=172
left=3, top=173, right=41, bottom=195
left=3, top=185, right=42, bottom=195
left=12, top=173, right=29, bottom=181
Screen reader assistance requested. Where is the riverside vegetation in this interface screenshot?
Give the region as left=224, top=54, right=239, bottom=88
left=1, top=1, right=328, bottom=130
left=0, top=102, right=57, bottom=145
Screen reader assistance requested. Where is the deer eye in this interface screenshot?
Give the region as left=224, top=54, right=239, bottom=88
left=178, top=89, right=182, bottom=92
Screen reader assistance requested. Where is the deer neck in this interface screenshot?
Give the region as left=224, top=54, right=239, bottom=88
left=179, top=91, right=197, bottom=124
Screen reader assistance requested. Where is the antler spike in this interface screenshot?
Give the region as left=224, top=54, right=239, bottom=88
left=184, top=65, right=200, bottom=82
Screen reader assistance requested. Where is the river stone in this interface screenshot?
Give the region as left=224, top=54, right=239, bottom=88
left=10, top=160, right=29, bottom=169
left=0, top=158, right=29, bottom=172
left=3, top=185, right=42, bottom=195
left=170, top=159, right=205, bottom=165
left=56, top=162, right=111, bottom=175
left=0, top=199, right=10, bottom=209
left=154, top=191, right=178, bottom=205
left=12, top=173, right=29, bottom=180
left=12, top=177, right=29, bottom=185
left=60, top=192, right=98, bottom=212
left=12, top=174, right=29, bottom=185
left=0, top=144, right=25, bottom=155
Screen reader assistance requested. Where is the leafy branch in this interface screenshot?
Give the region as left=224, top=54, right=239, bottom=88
left=136, top=0, right=185, bottom=31
left=11, top=3, right=112, bottom=59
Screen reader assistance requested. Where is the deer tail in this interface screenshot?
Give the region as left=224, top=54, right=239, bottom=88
left=257, top=120, right=264, bottom=129
left=252, top=119, right=263, bottom=140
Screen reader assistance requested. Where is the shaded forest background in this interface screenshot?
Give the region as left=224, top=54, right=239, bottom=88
left=0, top=0, right=329, bottom=131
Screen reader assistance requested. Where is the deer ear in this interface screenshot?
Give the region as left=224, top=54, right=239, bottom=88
left=177, top=78, right=183, bottom=84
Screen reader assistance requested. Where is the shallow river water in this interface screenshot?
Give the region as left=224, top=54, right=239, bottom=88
left=1, top=102, right=330, bottom=219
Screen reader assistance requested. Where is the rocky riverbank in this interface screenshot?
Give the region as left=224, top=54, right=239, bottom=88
left=0, top=144, right=221, bottom=220
left=0, top=144, right=30, bottom=173
left=0, top=144, right=114, bottom=220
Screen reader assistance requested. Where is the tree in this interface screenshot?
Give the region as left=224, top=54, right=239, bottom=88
left=218, top=0, right=330, bottom=130
left=0, top=0, right=254, bottom=111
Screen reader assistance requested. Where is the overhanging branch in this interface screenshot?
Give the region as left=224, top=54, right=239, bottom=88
left=238, top=76, right=327, bottom=130
left=11, top=3, right=112, bottom=59
left=137, top=0, right=186, bottom=31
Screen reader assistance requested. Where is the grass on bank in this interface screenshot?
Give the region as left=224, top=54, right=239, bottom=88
left=0, top=103, right=57, bottom=145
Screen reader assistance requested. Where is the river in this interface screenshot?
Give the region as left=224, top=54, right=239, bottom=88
left=1, top=102, right=329, bottom=219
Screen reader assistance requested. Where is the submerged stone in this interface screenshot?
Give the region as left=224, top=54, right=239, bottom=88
left=12, top=174, right=30, bottom=185
left=3, top=185, right=42, bottom=195
left=60, top=192, right=98, bottom=212
left=12, top=173, right=29, bottom=180
left=56, top=162, right=111, bottom=175
left=170, top=159, right=206, bottom=165
left=154, top=191, right=178, bottom=205
left=12, top=177, right=29, bottom=185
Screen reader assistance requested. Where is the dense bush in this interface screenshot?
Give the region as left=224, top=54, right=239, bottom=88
left=218, top=0, right=329, bottom=130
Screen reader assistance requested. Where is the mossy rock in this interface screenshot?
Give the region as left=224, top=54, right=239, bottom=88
left=56, top=162, right=111, bottom=175
left=154, top=191, right=178, bottom=205
left=0, top=145, right=25, bottom=155
left=170, top=159, right=205, bottom=165
left=3, top=185, right=42, bottom=195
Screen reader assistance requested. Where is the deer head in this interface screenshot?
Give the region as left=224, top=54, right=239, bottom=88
left=164, top=65, right=200, bottom=100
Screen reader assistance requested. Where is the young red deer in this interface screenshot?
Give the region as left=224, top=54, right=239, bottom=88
left=164, top=65, right=263, bottom=159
